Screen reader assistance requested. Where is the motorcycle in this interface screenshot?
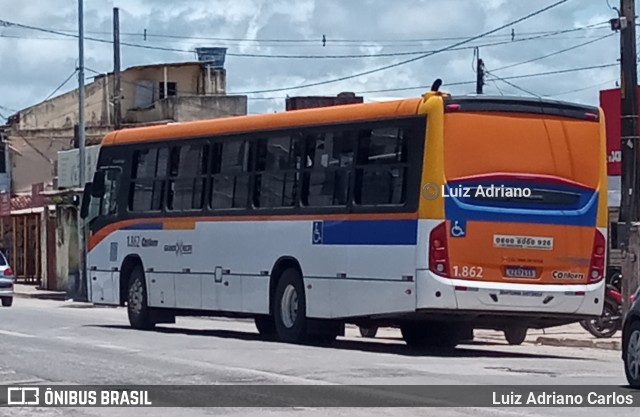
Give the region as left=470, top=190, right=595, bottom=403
left=580, top=272, right=636, bottom=338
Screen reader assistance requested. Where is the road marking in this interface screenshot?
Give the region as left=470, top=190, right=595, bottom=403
left=54, top=336, right=140, bottom=353
left=0, top=330, right=36, bottom=338
left=94, top=344, right=140, bottom=353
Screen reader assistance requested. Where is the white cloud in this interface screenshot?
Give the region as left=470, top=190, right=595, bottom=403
left=0, top=0, right=623, bottom=117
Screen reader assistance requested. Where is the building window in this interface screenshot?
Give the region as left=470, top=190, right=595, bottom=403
left=210, top=140, right=252, bottom=210
left=301, top=130, right=354, bottom=207
left=159, top=82, right=177, bottom=100
left=128, top=147, right=168, bottom=212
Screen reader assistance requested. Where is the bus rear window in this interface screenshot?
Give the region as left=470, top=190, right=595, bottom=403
left=462, top=187, right=582, bottom=209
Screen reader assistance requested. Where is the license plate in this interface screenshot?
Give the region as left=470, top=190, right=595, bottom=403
left=504, top=266, right=537, bottom=279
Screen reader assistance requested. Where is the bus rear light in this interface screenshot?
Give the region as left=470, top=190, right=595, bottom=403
left=588, top=230, right=606, bottom=283
left=446, top=104, right=461, bottom=112
left=584, top=112, right=598, bottom=121
left=429, top=222, right=450, bottom=277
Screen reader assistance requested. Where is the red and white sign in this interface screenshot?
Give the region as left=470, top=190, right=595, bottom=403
left=599, top=87, right=640, bottom=177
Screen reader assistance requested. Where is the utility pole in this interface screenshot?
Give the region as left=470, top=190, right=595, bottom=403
left=113, top=7, right=122, bottom=130
left=475, top=48, right=485, bottom=94
left=77, top=0, right=88, bottom=302
left=617, top=0, right=640, bottom=316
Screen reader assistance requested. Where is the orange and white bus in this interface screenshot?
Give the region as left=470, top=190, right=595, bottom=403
left=82, top=86, right=607, bottom=347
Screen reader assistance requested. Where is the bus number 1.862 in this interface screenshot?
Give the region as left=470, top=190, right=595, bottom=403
left=452, top=265, right=483, bottom=278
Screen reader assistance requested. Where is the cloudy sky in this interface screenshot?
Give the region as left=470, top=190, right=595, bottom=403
left=0, top=0, right=622, bottom=117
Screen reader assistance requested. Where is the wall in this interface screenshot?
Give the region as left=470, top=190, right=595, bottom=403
left=17, top=77, right=111, bottom=130
left=55, top=205, right=78, bottom=292
left=120, top=64, right=204, bottom=112
left=126, top=95, right=247, bottom=123
left=170, top=95, right=246, bottom=121
left=8, top=127, right=109, bottom=194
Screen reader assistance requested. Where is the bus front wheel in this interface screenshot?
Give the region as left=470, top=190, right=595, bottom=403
left=273, top=268, right=308, bottom=344
left=127, top=265, right=155, bottom=330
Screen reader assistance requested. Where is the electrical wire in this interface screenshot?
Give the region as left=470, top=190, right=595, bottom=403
left=486, top=71, right=540, bottom=97
left=47, top=21, right=610, bottom=45
left=233, top=0, right=571, bottom=95
left=0, top=20, right=611, bottom=59
left=335, top=63, right=618, bottom=95
left=542, top=77, right=618, bottom=97
left=491, top=33, right=615, bottom=72
left=44, top=69, right=78, bottom=101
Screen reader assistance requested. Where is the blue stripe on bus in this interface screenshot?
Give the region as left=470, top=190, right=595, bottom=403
left=444, top=192, right=599, bottom=227
left=318, top=220, right=418, bottom=245
left=122, top=222, right=164, bottom=230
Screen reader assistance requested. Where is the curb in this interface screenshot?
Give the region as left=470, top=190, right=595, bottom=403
left=535, top=336, right=621, bottom=351
left=14, top=292, right=70, bottom=302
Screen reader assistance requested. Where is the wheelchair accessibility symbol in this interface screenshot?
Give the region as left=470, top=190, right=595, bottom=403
left=312, top=221, right=324, bottom=244
left=450, top=220, right=466, bottom=238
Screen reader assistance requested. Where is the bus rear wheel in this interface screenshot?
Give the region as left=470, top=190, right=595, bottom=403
left=401, top=322, right=459, bottom=349
left=127, top=265, right=155, bottom=330
left=273, top=268, right=308, bottom=344
left=504, top=326, right=527, bottom=345
left=255, top=315, right=276, bottom=338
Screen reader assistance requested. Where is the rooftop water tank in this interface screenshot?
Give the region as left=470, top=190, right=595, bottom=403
left=195, top=47, right=228, bottom=68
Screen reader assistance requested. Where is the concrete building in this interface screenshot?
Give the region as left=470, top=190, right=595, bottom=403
left=0, top=50, right=248, bottom=292
left=2, top=56, right=247, bottom=194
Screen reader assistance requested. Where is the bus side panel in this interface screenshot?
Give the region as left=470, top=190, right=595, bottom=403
left=89, top=218, right=419, bottom=319
left=89, top=269, right=117, bottom=305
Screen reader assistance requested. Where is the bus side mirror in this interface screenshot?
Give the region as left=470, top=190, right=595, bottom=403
left=90, top=171, right=105, bottom=197
left=81, top=182, right=92, bottom=219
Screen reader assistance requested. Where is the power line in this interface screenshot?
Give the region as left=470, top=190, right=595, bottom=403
left=48, top=21, right=610, bottom=45
left=542, top=77, right=618, bottom=97
left=491, top=33, right=615, bottom=72
left=233, top=0, right=571, bottom=95
left=0, top=105, right=17, bottom=114
left=486, top=71, right=540, bottom=97
left=0, top=19, right=194, bottom=54
left=0, top=19, right=611, bottom=59
left=44, top=69, right=78, bottom=101
left=338, top=63, right=618, bottom=95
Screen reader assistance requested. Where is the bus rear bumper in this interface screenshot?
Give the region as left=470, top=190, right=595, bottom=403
left=416, top=269, right=605, bottom=317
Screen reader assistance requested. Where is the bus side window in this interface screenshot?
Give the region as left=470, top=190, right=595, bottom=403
left=210, top=141, right=251, bottom=210
left=253, top=135, right=300, bottom=208
left=100, top=169, right=121, bottom=216
left=354, top=126, right=408, bottom=206
left=167, top=144, right=209, bottom=211
left=128, top=147, right=167, bottom=212
left=301, top=130, right=353, bottom=207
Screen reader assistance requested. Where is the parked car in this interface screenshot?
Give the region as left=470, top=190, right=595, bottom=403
left=622, top=286, right=640, bottom=387
left=0, top=251, right=13, bottom=307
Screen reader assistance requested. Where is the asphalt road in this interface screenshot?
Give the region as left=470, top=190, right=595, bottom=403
left=0, top=298, right=635, bottom=417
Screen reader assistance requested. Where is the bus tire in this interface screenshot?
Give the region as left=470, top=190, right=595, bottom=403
left=127, top=265, right=155, bottom=331
left=273, top=267, right=308, bottom=344
left=359, top=326, right=378, bottom=338
left=255, top=315, right=276, bottom=338
left=401, top=322, right=459, bottom=349
left=504, top=326, right=527, bottom=345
